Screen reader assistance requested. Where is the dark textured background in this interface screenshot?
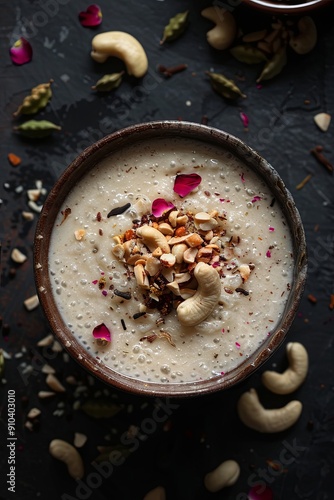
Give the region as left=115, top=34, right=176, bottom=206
left=1, top=1, right=334, bottom=499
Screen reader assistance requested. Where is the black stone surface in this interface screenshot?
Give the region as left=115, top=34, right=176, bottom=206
left=1, top=1, right=334, bottom=499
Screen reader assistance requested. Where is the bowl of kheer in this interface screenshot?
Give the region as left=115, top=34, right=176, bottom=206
left=34, top=121, right=307, bottom=397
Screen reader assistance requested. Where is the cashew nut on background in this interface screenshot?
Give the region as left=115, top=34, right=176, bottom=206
left=237, top=388, right=303, bottom=433
left=176, top=261, right=221, bottom=326
left=204, top=459, right=240, bottom=493
left=49, top=439, right=84, bottom=479
left=201, top=6, right=237, bottom=50
left=91, top=31, right=148, bottom=78
left=289, top=16, right=317, bottom=55
left=261, top=342, right=309, bottom=394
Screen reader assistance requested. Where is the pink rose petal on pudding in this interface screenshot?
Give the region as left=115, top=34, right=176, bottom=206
left=269, top=226, right=275, bottom=232
left=266, top=249, right=272, bottom=258
left=173, top=173, right=202, bottom=198
left=92, top=323, right=111, bottom=342
left=240, top=172, right=245, bottom=183
left=152, top=198, right=175, bottom=217
left=252, top=196, right=262, bottom=203
left=79, top=4, right=102, bottom=27
left=10, top=37, right=33, bottom=65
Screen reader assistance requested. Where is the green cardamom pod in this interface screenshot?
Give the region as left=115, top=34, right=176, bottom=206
left=13, top=79, right=53, bottom=118
left=92, top=71, right=124, bottom=92
left=81, top=399, right=123, bottom=418
left=257, top=46, right=287, bottom=83
left=206, top=71, right=246, bottom=100
left=0, top=349, right=4, bottom=378
left=14, top=119, right=61, bottom=139
left=160, top=10, right=189, bottom=44
left=230, top=45, right=268, bottom=64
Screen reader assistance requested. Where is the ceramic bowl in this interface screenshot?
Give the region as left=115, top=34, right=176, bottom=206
left=34, top=121, right=307, bottom=397
left=243, top=0, right=332, bottom=14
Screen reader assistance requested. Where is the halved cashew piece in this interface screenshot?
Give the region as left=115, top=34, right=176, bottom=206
left=201, top=6, right=237, bottom=50
left=237, top=388, right=302, bottom=433
left=176, top=262, right=221, bottom=326
left=91, top=31, right=148, bottom=78
left=204, top=459, right=240, bottom=493
left=289, top=16, right=317, bottom=55
left=49, top=439, right=84, bottom=479
left=261, top=342, right=308, bottom=394
left=136, top=225, right=170, bottom=253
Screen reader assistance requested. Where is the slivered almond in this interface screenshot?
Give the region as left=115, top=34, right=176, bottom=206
left=185, top=233, right=204, bottom=247
left=146, top=256, right=161, bottom=276
left=172, top=243, right=188, bottom=263
left=158, top=223, right=174, bottom=235
left=314, top=113, right=331, bottom=132
left=184, top=247, right=198, bottom=263
left=11, top=248, right=27, bottom=263
left=74, top=229, right=86, bottom=241
left=175, top=272, right=191, bottom=284
left=112, top=244, right=125, bottom=259
left=152, top=247, right=163, bottom=258
left=166, top=281, right=180, bottom=295
left=239, top=264, right=251, bottom=282
left=160, top=253, right=176, bottom=268
left=134, top=264, right=150, bottom=288
left=46, top=374, right=66, bottom=392
left=168, top=210, right=179, bottom=227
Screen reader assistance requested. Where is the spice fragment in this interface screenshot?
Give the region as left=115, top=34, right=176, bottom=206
left=114, top=290, right=132, bottom=300
left=329, top=294, right=334, bottom=310
left=296, top=174, right=312, bottom=190
left=157, top=63, right=187, bottom=78
left=8, top=153, right=22, bottom=166
left=307, top=294, right=317, bottom=304
left=107, top=202, right=131, bottom=217
left=310, top=146, right=333, bottom=174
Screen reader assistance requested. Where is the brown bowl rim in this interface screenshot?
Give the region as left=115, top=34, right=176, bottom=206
left=34, top=120, right=307, bottom=398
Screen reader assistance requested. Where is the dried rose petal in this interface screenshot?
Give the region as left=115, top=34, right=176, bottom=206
left=240, top=111, right=249, bottom=128
left=269, top=226, right=275, bottom=232
left=266, top=249, right=272, bottom=258
left=79, top=4, right=102, bottom=27
left=92, top=323, right=111, bottom=342
left=248, top=485, right=273, bottom=500
left=10, top=37, right=32, bottom=65
left=173, top=173, right=202, bottom=198
left=240, top=172, right=245, bottom=183
left=252, top=196, right=262, bottom=203
left=152, top=198, right=175, bottom=217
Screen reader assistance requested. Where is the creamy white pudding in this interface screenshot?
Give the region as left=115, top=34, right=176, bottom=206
left=48, top=136, right=294, bottom=384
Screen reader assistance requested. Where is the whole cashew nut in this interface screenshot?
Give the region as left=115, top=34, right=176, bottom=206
left=136, top=225, right=170, bottom=253
left=91, top=31, right=148, bottom=78
left=49, top=439, right=84, bottom=479
left=176, top=262, right=221, bottom=326
left=201, top=6, right=237, bottom=50
left=237, top=388, right=302, bottom=433
left=204, top=459, right=240, bottom=493
left=261, top=342, right=308, bottom=394
left=289, top=16, right=317, bottom=55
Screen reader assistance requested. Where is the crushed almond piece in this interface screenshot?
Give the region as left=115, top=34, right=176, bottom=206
left=8, top=153, right=22, bottom=166
left=74, top=229, right=86, bottom=241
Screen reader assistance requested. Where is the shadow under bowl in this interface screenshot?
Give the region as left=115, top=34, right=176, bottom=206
left=34, top=121, right=307, bottom=398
